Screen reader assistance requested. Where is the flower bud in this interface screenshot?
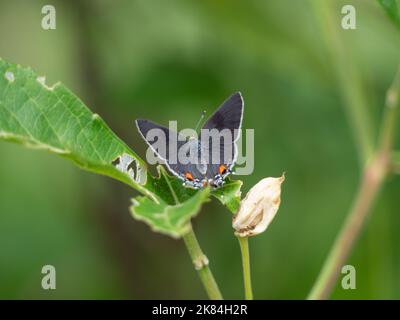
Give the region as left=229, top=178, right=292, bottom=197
left=233, top=174, right=285, bottom=237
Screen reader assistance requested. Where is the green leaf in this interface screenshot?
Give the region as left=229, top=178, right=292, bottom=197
left=378, top=0, right=400, bottom=29
left=0, top=57, right=242, bottom=237
left=0, top=58, right=150, bottom=195
left=131, top=166, right=243, bottom=236
left=144, top=166, right=198, bottom=205
left=131, top=166, right=210, bottom=238
left=212, top=179, right=242, bottom=213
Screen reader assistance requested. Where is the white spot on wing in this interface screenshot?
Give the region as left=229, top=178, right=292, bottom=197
left=5, top=71, right=14, bottom=82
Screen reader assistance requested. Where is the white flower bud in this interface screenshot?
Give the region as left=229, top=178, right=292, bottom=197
left=233, top=174, right=285, bottom=237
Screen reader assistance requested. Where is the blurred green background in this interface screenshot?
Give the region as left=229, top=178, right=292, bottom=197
left=0, top=0, right=399, bottom=299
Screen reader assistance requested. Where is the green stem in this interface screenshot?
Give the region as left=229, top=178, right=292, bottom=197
left=183, top=226, right=223, bottom=300
left=310, top=0, right=375, bottom=164
left=392, top=151, right=400, bottom=173
left=308, top=68, right=400, bottom=300
left=238, top=236, right=253, bottom=300
left=307, top=156, right=386, bottom=299
left=380, top=70, right=400, bottom=154
left=160, top=168, right=223, bottom=299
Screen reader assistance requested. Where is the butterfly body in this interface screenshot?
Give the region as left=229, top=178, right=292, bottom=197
left=136, top=92, right=244, bottom=189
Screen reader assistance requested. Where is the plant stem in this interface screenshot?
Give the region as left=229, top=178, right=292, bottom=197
left=308, top=69, right=400, bottom=300
left=310, top=0, right=375, bottom=164
left=307, top=155, right=387, bottom=299
left=379, top=70, right=400, bottom=154
left=393, top=151, right=400, bottom=173
left=183, top=225, right=223, bottom=300
left=238, top=236, right=253, bottom=300
left=160, top=168, right=223, bottom=299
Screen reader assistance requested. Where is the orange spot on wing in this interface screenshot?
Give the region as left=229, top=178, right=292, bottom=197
left=219, top=164, right=227, bottom=175
left=184, top=172, right=194, bottom=181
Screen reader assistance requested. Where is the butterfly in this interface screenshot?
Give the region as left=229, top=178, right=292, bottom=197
left=136, top=92, right=244, bottom=189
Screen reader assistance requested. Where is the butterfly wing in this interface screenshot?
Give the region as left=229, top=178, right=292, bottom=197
left=200, top=92, right=244, bottom=179
left=136, top=91, right=244, bottom=188
left=136, top=119, right=205, bottom=182
left=202, top=92, right=243, bottom=141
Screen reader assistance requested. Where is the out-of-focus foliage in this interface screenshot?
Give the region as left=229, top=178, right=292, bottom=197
left=378, top=0, right=400, bottom=29
left=0, top=0, right=399, bottom=299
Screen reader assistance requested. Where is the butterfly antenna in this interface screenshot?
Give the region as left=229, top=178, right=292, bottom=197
left=194, top=110, right=207, bottom=134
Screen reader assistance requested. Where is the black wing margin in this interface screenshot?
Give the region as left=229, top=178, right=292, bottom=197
left=201, top=91, right=244, bottom=142
left=200, top=92, right=244, bottom=179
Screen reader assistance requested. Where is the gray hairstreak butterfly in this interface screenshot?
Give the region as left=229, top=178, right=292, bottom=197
left=136, top=92, right=244, bottom=189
